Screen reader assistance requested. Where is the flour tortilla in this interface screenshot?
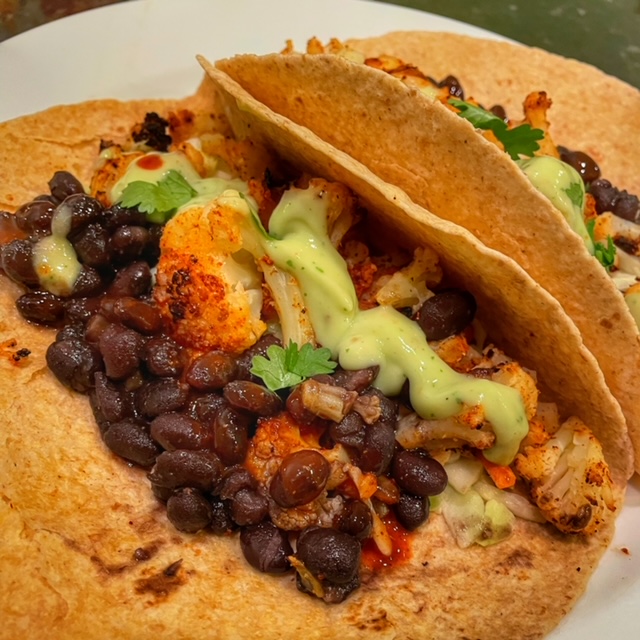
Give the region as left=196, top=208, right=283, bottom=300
left=0, top=74, right=629, bottom=640
left=214, top=33, right=640, bottom=474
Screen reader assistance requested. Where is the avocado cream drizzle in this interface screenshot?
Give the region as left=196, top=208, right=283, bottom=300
left=260, top=186, right=529, bottom=465
left=111, top=152, right=529, bottom=465
left=32, top=198, right=83, bottom=296
left=517, top=156, right=594, bottom=254
left=109, top=151, right=248, bottom=210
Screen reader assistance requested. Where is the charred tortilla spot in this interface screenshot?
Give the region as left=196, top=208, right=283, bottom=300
left=498, top=548, right=535, bottom=570
left=134, top=559, right=187, bottom=602
left=131, top=112, right=172, bottom=152
left=355, top=609, right=391, bottom=632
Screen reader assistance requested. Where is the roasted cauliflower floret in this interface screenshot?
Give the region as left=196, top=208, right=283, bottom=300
left=514, top=416, right=616, bottom=534
left=154, top=196, right=266, bottom=353
left=374, top=245, right=442, bottom=311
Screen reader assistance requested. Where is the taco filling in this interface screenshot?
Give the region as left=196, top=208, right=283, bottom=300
left=214, top=36, right=640, bottom=477
left=283, top=38, right=640, bottom=329
left=0, top=104, right=618, bottom=605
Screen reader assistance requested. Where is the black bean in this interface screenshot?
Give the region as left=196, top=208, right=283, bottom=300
left=16, top=200, right=56, bottom=234
left=143, top=335, right=184, bottom=377
left=358, top=420, right=396, bottom=475
left=105, top=204, right=147, bottom=230
left=113, top=297, right=162, bottom=334
left=98, top=323, right=144, bottom=380
left=330, top=413, right=365, bottom=452
left=589, top=179, right=618, bottom=215
left=229, top=487, right=269, bottom=526
left=93, top=372, right=134, bottom=423
left=438, top=74, right=464, bottom=99
left=103, top=420, right=161, bottom=467
left=209, top=496, right=236, bottom=534
left=150, top=413, right=213, bottom=451
left=558, top=146, right=601, bottom=184
left=295, top=527, right=360, bottom=585
left=612, top=190, right=640, bottom=223
left=166, top=488, right=213, bottom=533
left=331, top=366, right=378, bottom=393
left=416, top=289, right=477, bottom=341
left=136, top=378, right=189, bottom=417
left=1, top=239, right=39, bottom=286
left=55, top=323, right=85, bottom=342
left=212, top=405, right=251, bottom=466
left=109, top=225, right=149, bottom=262
left=72, top=223, right=111, bottom=268
left=269, top=449, right=330, bottom=509
left=394, top=493, right=429, bottom=531
left=16, top=291, right=65, bottom=325
left=391, top=449, right=448, bottom=497
left=188, top=393, right=225, bottom=424
left=71, top=266, right=104, bottom=298
left=107, top=261, right=151, bottom=298
left=58, top=193, right=104, bottom=234
left=489, top=104, right=507, bottom=122
left=84, top=313, right=111, bottom=344
left=142, top=223, right=163, bottom=266
left=335, top=499, right=373, bottom=540
left=151, top=483, right=174, bottom=503
left=240, top=521, right=293, bottom=574
left=63, top=296, right=102, bottom=325
left=148, top=449, right=222, bottom=492
left=223, top=380, right=282, bottom=416
left=186, top=351, right=239, bottom=390
left=218, top=465, right=257, bottom=500
left=48, top=171, right=85, bottom=202
left=46, top=338, right=102, bottom=393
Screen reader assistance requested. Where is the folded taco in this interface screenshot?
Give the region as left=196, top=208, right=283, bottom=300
left=0, top=58, right=632, bottom=640
left=213, top=32, right=640, bottom=474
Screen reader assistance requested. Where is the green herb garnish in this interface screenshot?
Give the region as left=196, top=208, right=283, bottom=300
left=118, top=170, right=197, bottom=223
left=586, top=219, right=616, bottom=272
left=251, top=341, right=338, bottom=392
left=448, top=99, right=544, bottom=160
left=564, top=182, right=585, bottom=211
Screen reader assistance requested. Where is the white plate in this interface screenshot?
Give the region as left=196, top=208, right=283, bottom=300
left=1, top=0, right=638, bottom=638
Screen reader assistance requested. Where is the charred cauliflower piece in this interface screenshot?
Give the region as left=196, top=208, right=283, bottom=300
left=515, top=417, right=616, bottom=534
left=154, top=195, right=265, bottom=353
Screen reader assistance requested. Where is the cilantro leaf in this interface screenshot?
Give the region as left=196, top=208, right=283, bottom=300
left=448, top=99, right=544, bottom=159
left=118, top=169, right=197, bottom=223
left=586, top=219, right=616, bottom=272
left=251, top=341, right=337, bottom=392
left=564, top=182, right=585, bottom=211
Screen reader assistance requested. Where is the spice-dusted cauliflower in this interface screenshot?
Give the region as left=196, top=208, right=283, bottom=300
left=515, top=416, right=616, bottom=534
left=154, top=196, right=266, bottom=353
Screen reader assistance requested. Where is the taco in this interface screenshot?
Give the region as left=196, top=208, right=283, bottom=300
left=0, top=59, right=632, bottom=640
left=213, top=32, right=640, bottom=474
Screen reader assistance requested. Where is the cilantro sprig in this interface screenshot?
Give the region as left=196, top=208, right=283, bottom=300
left=448, top=99, right=544, bottom=160
left=586, top=219, right=616, bottom=272
left=118, top=170, right=197, bottom=224
left=251, top=342, right=338, bottom=392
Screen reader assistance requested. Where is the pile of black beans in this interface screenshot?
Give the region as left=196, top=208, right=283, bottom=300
left=0, top=169, right=456, bottom=604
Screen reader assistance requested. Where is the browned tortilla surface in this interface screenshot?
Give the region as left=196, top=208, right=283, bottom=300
left=214, top=37, right=640, bottom=474
left=0, top=80, right=627, bottom=638
left=347, top=32, right=640, bottom=197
